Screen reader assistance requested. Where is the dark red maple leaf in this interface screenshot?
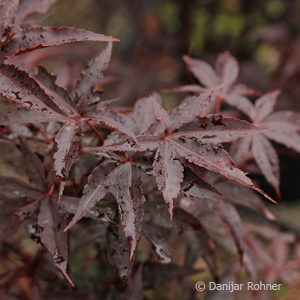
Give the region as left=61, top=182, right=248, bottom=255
left=0, top=138, right=78, bottom=286
left=0, top=0, right=117, bottom=61
left=16, top=0, right=57, bottom=23
left=91, top=91, right=275, bottom=218
left=64, top=153, right=149, bottom=260
left=231, top=90, right=300, bottom=197
left=0, top=42, right=139, bottom=202
left=171, top=52, right=259, bottom=116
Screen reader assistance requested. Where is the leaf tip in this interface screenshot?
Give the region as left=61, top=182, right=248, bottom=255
left=63, top=224, right=71, bottom=232
left=253, top=186, right=278, bottom=205
left=61, top=269, right=75, bottom=287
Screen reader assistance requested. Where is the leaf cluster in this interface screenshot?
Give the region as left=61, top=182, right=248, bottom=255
left=0, top=1, right=300, bottom=299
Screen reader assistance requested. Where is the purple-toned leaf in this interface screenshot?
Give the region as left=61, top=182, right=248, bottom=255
left=0, top=204, right=19, bottom=242
left=252, top=135, right=280, bottom=197
left=14, top=198, right=40, bottom=218
left=212, top=198, right=245, bottom=263
left=0, top=0, right=19, bottom=44
left=175, top=114, right=265, bottom=144
left=133, top=94, right=164, bottom=135
left=64, top=163, right=116, bottom=231
left=216, top=51, right=239, bottom=85
left=75, top=42, right=112, bottom=107
left=85, top=108, right=137, bottom=142
left=65, top=161, right=144, bottom=258
left=261, top=111, right=300, bottom=152
left=0, top=176, right=42, bottom=199
left=169, top=137, right=253, bottom=187
left=164, top=84, right=204, bottom=94
left=1, top=26, right=118, bottom=59
left=153, top=141, right=183, bottom=218
left=16, top=0, right=57, bottom=22
left=113, top=163, right=145, bottom=258
left=142, top=223, right=172, bottom=264
left=224, top=93, right=256, bottom=118
left=254, top=90, right=280, bottom=122
left=230, top=136, right=252, bottom=166
left=149, top=93, right=172, bottom=132
left=32, top=65, right=78, bottom=116
left=0, top=107, right=65, bottom=125
left=54, top=121, right=81, bottom=202
left=230, top=84, right=259, bottom=97
left=182, top=167, right=223, bottom=200
left=174, top=207, right=218, bottom=280
left=82, top=97, right=120, bottom=115
left=107, top=224, right=133, bottom=281
left=0, top=63, right=67, bottom=116
left=38, top=197, right=73, bottom=286
left=215, top=180, right=276, bottom=220
left=182, top=162, right=224, bottom=202
left=91, top=135, right=160, bottom=153
left=183, top=55, right=220, bottom=88
left=60, top=196, right=102, bottom=220
left=169, top=88, right=221, bottom=131
left=19, top=138, right=47, bottom=190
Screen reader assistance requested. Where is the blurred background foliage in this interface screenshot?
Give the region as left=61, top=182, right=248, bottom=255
left=41, top=1, right=299, bottom=77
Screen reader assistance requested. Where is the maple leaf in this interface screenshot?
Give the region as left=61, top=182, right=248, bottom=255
left=37, top=196, right=74, bottom=286
left=0, top=3, right=118, bottom=61
left=0, top=139, right=74, bottom=285
left=174, top=207, right=219, bottom=280
left=0, top=43, right=138, bottom=202
left=53, top=121, right=81, bottom=202
left=64, top=154, right=148, bottom=259
left=0, top=3, right=122, bottom=205
left=173, top=52, right=259, bottom=116
left=16, top=0, right=57, bottom=23
left=212, top=177, right=276, bottom=220
left=231, top=90, right=300, bottom=197
left=74, top=41, right=113, bottom=108
left=179, top=163, right=245, bottom=264
left=0, top=0, right=19, bottom=45
left=107, top=224, right=133, bottom=281
left=92, top=92, right=273, bottom=218
left=142, top=222, right=172, bottom=264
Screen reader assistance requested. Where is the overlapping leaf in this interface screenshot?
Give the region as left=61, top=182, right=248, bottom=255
left=54, top=121, right=81, bottom=203
left=180, top=164, right=245, bottom=263
left=231, top=90, right=300, bottom=196
left=0, top=140, right=74, bottom=284
left=174, top=52, right=258, bottom=116
left=174, top=207, right=218, bottom=280
left=16, top=0, right=57, bottom=23
left=107, top=224, right=133, bottom=281
left=1, top=25, right=117, bottom=60
left=0, top=0, right=19, bottom=45
left=65, top=158, right=147, bottom=259
left=38, top=196, right=73, bottom=286
left=0, top=42, right=140, bottom=201
left=93, top=92, right=274, bottom=218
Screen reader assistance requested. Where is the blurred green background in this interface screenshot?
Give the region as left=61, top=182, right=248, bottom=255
left=41, top=0, right=300, bottom=106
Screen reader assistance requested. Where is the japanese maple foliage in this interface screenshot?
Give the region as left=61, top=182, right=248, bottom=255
left=0, top=1, right=300, bottom=299
left=175, top=52, right=300, bottom=197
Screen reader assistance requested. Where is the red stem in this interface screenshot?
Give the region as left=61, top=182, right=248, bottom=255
left=86, top=121, right=104, bottom=143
